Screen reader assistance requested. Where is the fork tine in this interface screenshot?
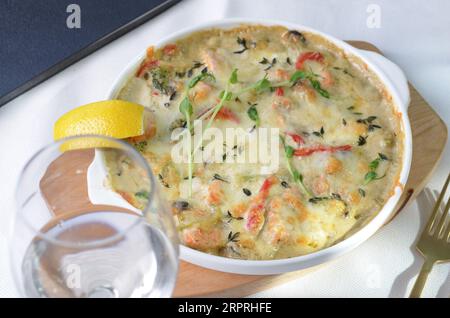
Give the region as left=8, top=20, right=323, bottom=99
left=446, top=219, right=450, bottom=241
left=426, top=173, right=450, bottom=233
left=436, top=196, right=450, bottom=237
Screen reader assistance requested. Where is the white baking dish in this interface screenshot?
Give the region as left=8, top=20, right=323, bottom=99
left=97, top=19, right=412, bottom=275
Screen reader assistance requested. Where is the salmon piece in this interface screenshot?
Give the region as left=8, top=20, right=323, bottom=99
left=201, top=49, right=230, bottom=76
left=232, top=202, right=248, bottom=217
left=272, top=96, right=292, bottom=110
left=353, top=95, right=363, bottom=108
left=146, top=46, right=155, bottom=59
left=326, top=156, right=342, bottom=174
left=275, top=69, right=290, bottom=81
left=283, top=189, right=309, bottom=222
left=182, top=227, right=224, bottom=251
left=321, top=70, right=334, bottom=88
left=127, top=109, right=157, bottom=143
left=245, top=204, right=265, bottom=235
left=347, top=121, right=368, bottom=136
left=117, top=190, right=136, bottom=207
left=192, top=82, right=212, bottom=103
left=296, top=234, right=309, bottom=246
left=327, top=199, right=347, bottom=215
left=207, top=180, right=223, bottom=206
left=264, top=197, right=289, bottom=245
left=312, top=175, right=330, bottom=195
left=244, top=176, right=278, bottom=235
left=294, top=83, right=316, bottom=102
left=275, top=114, right=285, bottom=126
left=215, top=107, right=240, bottom=123
left=349, top=191, right=361, bottom=204
left=238, top=238, right=255, bottom=249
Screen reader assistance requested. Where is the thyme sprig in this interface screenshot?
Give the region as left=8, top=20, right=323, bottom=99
left=227, top=231, right=241, bottom=243
left=233, top=37, right=250, bottom=54
left=226, top=211, right=244, bottom=223
left=259, top=57, right=277, bottom=71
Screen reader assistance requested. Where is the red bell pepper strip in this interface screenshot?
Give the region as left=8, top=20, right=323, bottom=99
left=275, top=87, right=285, bottom=96
left=259, top=175, right=277, bottom=195
left=163, top=44, right=177, bottom=56
left=295, top=52, right=324, bottom=70
left=286, top=132, right=305, bottom=145
left=294, top=144, right=352, bottom=157
left=136, top=59, right=159, bottom=78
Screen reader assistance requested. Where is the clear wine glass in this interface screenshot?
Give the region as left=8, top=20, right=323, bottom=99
left=9, top=135, right=179, bottom=298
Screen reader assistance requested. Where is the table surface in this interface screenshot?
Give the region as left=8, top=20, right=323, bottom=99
left=0, top=0, right=448, bottom=298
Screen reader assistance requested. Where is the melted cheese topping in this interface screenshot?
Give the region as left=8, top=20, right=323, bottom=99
left=107, top=25, right=403, bottom=260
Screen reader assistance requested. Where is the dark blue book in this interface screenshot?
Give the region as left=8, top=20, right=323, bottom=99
left=0, top=0, right=181, bottom=106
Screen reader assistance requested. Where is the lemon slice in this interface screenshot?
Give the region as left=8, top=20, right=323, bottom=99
left=54, top=100, right=156, bottom=151
left=54, top=100, right=146, bottom=140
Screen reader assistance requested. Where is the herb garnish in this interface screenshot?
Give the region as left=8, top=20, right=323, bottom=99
left=227, top=231, right=240, bottom=243
left=226, top=211, right=244, bottom=223
left=135, top=191, right=149, bottom=199
left=286, top=30, right=306, bottom=43
left=133, top=141, right=147, bottom=152
left=173, top=200, right=189, bottom=211
left=312, top=126, right=325, bottom=138
left=259, top=57, right=277, bottom=71
left=150, top=67, right=172, bottom=95
left=242, top=188, right=252, bottom=196
left=309, top=193, right=348, bottom=215
left=186, top=61, right=204, bottom=78
left=333, top=66, right=354, bottom=78
left=357, top=116, right=382, bottom=132
left=281, top=181, right=290, bottom=188
left=364, top=153, right=388, bottom=185
left=280, top=135, right=312, bottom=196
left=357, top=135, right=368, bottom=146
left=178, top=70, right=216, bottom=196
left=233, top=37, right=250, bottom=54
left=158, top=174, right=170, bottom=188
left=273, top=70, right=330, bottom=98
left=347, top=106, right=363, bottom=116
left=204, top=69, right=238, bottom=131
left=189, top=69, right=240, bottom=172
left=247, top=104, right=260, bottom=126
left=357, top=116, right=377, bottom=124
left=358, top=188, right=366, bottom=197
left=213, top=173, right=229, bottom=183
left=309, top=77, right=330, bottom=98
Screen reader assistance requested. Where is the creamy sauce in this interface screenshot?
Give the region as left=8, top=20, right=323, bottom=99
left=106, top=25, right=403, bottom=260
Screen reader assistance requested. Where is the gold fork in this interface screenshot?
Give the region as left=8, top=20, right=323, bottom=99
left=410, top=173, right=450, bottom=298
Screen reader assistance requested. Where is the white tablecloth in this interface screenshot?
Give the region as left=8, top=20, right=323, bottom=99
left=0, top=0, right=449, bottom=298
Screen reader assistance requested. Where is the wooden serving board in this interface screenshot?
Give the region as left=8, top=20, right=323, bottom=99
left=42, top=41, right=447, bottom=298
